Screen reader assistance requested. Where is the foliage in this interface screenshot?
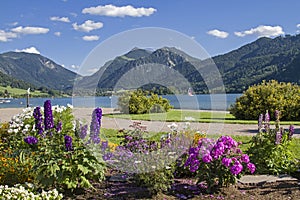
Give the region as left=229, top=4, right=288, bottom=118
left=0, top=123, right=34, bottom=185
left=5, top=101, right=106, bottom=190
left=0, top=183, right=63, bottom=200
left=246, top=110, right=299, bottom=174
left=184, top=136, right=255, bottom=193
left=106, top=122, right=190, bottom=194
left=117, top=90, right=173, bottom=114
left=230, top=80, right=300, bottom=120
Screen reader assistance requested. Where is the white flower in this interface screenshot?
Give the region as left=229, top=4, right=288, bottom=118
left=134, top=160, right=142, bottom=164
left=165, top=166, right=171, bottom=170
left=67, top=103, right=73, bottom=109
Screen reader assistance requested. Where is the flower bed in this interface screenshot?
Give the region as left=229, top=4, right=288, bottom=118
left=0, top=100, right=299, bottom=199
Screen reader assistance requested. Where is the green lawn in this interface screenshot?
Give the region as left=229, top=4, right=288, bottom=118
left=100, top=128, right=300, bottom=159
left=105, top=109, right=300, bottom=125
left=0, top=86, right=49, bottom=97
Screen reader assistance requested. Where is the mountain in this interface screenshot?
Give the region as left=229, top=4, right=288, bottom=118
left=2, top=34, right=300, bottom=95
left=78, top=34, right=300, bottom=94
left=214, top=34, right=300, bottom=92
left=0, top=52, right=78, bottom=92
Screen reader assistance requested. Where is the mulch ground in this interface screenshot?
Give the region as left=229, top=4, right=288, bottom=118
left=63, top=174, right=300, bottom=200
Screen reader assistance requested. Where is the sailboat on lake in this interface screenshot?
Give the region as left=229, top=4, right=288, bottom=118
left=188, top=88, right=194, bottom=96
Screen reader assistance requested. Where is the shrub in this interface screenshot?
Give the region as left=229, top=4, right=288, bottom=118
left=246, top=110, right=298, bottom=174
left=184, top=136, right=255, bottom=193
left=117, top=90, right=173, bottom=114
left=106, top=122, right=190, bottom=194
left=6, top=101, right=106, bottom=190
left=230, top=80, right=300, bottom=120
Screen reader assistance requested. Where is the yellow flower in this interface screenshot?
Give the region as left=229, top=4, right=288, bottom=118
left=3, top=163, right=8, bottom=167
left=1, top=157, right=7, bottom=162
left=108, top=142, right=118, bottom=151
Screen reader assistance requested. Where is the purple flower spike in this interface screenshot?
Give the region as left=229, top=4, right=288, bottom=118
left=64, top=135, right=73, bottom=151
left=90, top=107, right=102, bottom=144
left=24, top=136, right=38, bottom=145
left=288, top=125, right=294, bottom=140
left=264, top=111, right=270, bottom=131
left=44, top=100, right=54, bottom=130
left=79, top=124, right=88, bottom=140
left=33, top=107, right=44, bottom=135
left=56, top=121, right=62, bottom=132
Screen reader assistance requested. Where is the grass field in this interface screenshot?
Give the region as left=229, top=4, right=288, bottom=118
left=105, top=109, right=300, bottom=125
left=100, top=128, right=300, bottom=159
left=0, top=86, right=49, bottom=97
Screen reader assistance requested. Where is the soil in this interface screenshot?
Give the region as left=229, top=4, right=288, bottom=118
left=63, top=175, right=300, bottom=200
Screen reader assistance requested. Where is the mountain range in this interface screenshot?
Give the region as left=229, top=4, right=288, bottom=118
left=1, top=34, right=300, bottom=95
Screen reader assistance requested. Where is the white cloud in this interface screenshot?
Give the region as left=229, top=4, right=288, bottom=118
left=54, top=32, right=61, bottom=36
left=72, top=20, right=103, bottom=32
left=82, top=4, right=157, bottom=17
left=207, top=29, right=229, bottom=38
left=0, top=30, right=18, bottom=42
left=50, top=16, right=70, bottom=23
left=11, top=26, right=49, bottom=34
left=234, top=25, right=284, bottom=38
left=87, top=68, right=98, bottom=74
left=15, top=46, right=40, bottom=54
left=82, top=35, right=100, bottom=41
left=297, top=24, right=300, bottom=28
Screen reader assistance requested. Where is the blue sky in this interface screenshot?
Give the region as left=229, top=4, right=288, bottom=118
left=1, top=0, right=300, bottom=75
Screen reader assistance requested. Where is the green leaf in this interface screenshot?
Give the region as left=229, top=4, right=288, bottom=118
left=78, top=164, right=90, bottom=175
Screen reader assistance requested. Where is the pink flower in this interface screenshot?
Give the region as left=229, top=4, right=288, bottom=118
left=247, top=163, right=256, bottom=174
left=241, top=154, right=250, bottom=163
left=230, top=161, right=243, bottom=175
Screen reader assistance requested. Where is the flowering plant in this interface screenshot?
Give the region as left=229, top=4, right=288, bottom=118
left=0, top=183, right=63, bottom=200
left=6, top=100, right=106, bottom=190
left=184, top=136, right=255, bottom=193
left=247, top=110, right=298, bottom=174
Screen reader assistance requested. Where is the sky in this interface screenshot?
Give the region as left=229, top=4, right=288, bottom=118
left=1, top=0, right=300, bottom=75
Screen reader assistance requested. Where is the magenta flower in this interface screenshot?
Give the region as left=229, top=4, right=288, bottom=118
left=230, top=161, right=243, bottom=175
left=247, top=163, right=256, bottom=174
left=202, top=153, right=212, bottom=163
left=222, top=157, right=232, bottom=167
left=241, top=154, right=250, bottom=163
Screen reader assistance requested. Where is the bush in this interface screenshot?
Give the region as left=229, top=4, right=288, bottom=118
left=246, top=110, right=298, bottom=174
left=5, top=101, right=106, bottom=190
left=230, top=80, right=300, bottom=120
left=117, top=90, right=173, bottom=114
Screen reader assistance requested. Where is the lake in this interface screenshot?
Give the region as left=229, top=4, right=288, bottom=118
left=0, top=94, right=242, bottom=110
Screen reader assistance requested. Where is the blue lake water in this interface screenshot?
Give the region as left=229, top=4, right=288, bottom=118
left=0, top=94, right=242, bottom=110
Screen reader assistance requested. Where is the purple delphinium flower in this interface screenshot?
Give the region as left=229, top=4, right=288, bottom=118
left=103, top=152, right=114, bottom=161
left=89, top=108, right=102, bottom=144
left=79, top=124, right=88, bottom=140
left=24, top=136, right=38, bottom=145
left=44, top=100, right=54, bottom=130
left=258, top=114, right=263, bottom=132
left=275, top=127, right=283, bottom=145
left=241, top=154, right=250, bottom=163
left=247, top=163, right=256, bottom=174
left=230, top=161, right=243, bottom=175
left=64, top=135, right=73, bottom=151
left=33, top=107, right=44, bottom=135
left=222, top=157, right=232, bottom=167
left=264, top=111, right=270, bottom=131
left=101, top=141, right=108, bottom=152
left=288, top=125, right=294, bottom=140
left=56, top=121, right=62, bottom=132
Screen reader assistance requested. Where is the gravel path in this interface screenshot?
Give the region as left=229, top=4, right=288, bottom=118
left=1, top=108, right=299, bottom=137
